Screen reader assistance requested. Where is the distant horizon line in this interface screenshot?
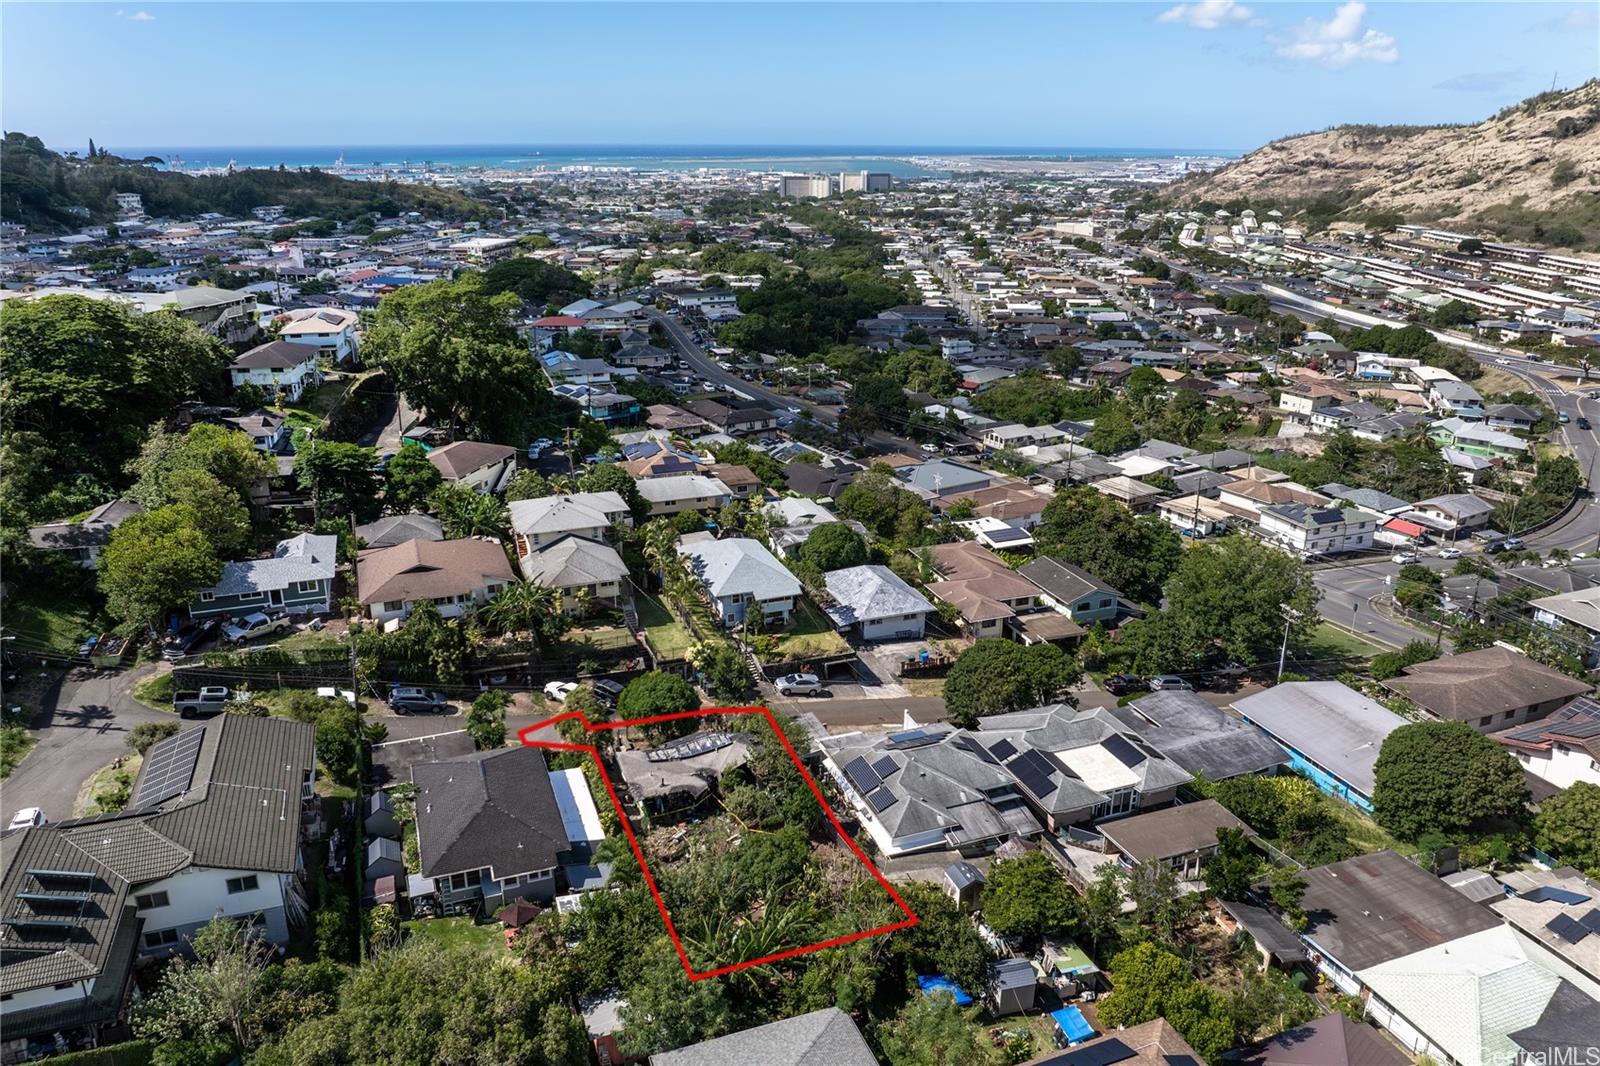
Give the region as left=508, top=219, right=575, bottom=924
left=93, top=140, right=1246, bottom=155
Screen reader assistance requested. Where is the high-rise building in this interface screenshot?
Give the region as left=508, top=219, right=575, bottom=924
left=779, top=174, right=835, bottom=199
left=839, top=171, right=892, bottom=193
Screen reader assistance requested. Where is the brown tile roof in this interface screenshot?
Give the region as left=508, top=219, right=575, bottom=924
left=426, top=441, right=517, bottom=480
left=357, top=537, right=516, bottom=605
left=1384, top=647, right=1590, bottom=724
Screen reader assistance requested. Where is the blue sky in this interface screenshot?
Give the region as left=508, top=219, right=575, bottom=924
left=3, top=2, right=1597, bottom=151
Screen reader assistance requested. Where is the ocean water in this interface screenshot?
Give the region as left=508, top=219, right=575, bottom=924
left=107, top=143, right=1236, bottom=176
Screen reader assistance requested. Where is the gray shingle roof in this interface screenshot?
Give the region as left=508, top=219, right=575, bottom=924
left=520, top=534, right=628, bottom=590
left=1115, top=690, right=1289, bottom=781
left=1233, top=682, right=1406, bottom=798
left=413, top=746, right=569, bottom=880
left=823, top=565, right=934, bottom=625
left=649, top=1007, right=877, bottom=1066
left=208, top=532, right=337, bottom=598
left=354, top=512, right=444, bottom=548
left=0, top=828, right=136, bottom=996
left=138, top=714, right=316, bottom=873
left=677, top=537, right=800, bottom=601
left=509, top=492, right=629, bottom=537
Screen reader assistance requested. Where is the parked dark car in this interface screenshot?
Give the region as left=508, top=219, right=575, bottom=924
left=1102, top=674, right=1148, bottom=696
left=162, top=618, right=220, bottom=662
left=388, top=687, right=452, bottom=714
left=591, top=679, right=625, bottom=709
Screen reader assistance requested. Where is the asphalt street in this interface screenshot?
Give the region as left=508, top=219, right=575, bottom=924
left=3, top=662, right=194, bottom=826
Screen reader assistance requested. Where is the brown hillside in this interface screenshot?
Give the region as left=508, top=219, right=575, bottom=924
left=1167, top=80, right=1600, bottom=249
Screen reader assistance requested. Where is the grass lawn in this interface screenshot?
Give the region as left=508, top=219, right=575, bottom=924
left=1295, top=622, right=1388, bottom=661
left=75, top=753, right=142, bottom=817
left=274, top=377, right=353, bottom=433
left=402, top=916, right=507, bottom=955
left=1321, top=792, right=1417, bottom=860
left=272, top=629, right=348, bottom=659
left=563, top=625, right=637, bottom=655
left=769, top=600, right=850, bottom=662
left=4, top=587, right=98, bottom=655
left=1, top=725, right=37, bottom=779
left=636, top=596, right=695, bottom=661
left=132, top=671, right=175, bottom=712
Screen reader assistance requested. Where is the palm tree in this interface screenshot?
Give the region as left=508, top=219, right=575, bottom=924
left=641, top=518, right=679, bottom=586
left=480, top=581, right=561, bottom=637
left=431, top=485, right=510, bottom=540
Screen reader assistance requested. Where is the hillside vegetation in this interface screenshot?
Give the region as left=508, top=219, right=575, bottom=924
left=0, top=133, right=493, bottom=232
left=1167, top=80, right=1600, bottom=249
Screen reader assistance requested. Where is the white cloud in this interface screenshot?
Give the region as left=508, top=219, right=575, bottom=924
left=1275, top=2, right=1397, bottom=67
left=114, top=9, right=156, bottom=20
left=1157, top=0, right=1255, bottom=30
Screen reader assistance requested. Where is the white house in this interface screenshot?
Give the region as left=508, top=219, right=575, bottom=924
left=1493, top=699, right=1600, bottom=789
left=229, top=339, right=322, bottom=402
left=1257, top=503, right=1376, bottom=558
left=637, top=474, right=734, bottom=517
left=274, top=307, right=360, bottom=363
left=822, top=565, right=935, bottom=642
left=510, top=491, right=632, bottom=554
left=676, top=536, right=800, bottom=628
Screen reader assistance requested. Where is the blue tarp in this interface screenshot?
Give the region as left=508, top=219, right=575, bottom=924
left=917, top=974, right=974, bottom=1007
left=1052, top=1006, right=1095, bottom=1045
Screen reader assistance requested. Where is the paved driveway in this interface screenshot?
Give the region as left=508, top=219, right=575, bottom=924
left=4, top=663, right=189, bottom=825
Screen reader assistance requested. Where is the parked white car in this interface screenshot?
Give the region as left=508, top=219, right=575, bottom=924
left=1437, top=547, right=1464, bottom=559
left=7, top=807, right=45, bottom=831
left=775, top=672, right=824, bottom=697
left=1391, top=551, right=1417, bottom=564
left=543, top=680, right=579, bottom=703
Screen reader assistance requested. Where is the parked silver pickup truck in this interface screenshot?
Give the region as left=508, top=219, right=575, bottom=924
left=173, top=685, right=230, bottom=719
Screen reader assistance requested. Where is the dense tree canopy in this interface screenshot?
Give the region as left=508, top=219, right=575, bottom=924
left=1034, top=487, right=1183, bottom=604
left=1534, top=782, right=1600, bottom=875
left=1372, top=721, right=1530, bottom=840
left=362, top=274, right=575, bottom=443
left=981, top=851, right=1079, bottom=940
left=99, top=504, right=222, bottom=633
left=943, top=640, right=1081, bottom=728
left=836, top=464, right=930, bottom=543
left=796, top=522, right=870, bottom=573
left=480, top=256, right=591, bottom=309
left=0, top=295, right=229, bottom=527
left=383, top=446, right=443, bottom=512
left=617, top=671, right=701, bottom=742
left=1126, top=535, right=1320, bottom=673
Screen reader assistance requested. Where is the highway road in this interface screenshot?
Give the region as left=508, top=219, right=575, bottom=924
left=646, top=308, right=933, bottom=455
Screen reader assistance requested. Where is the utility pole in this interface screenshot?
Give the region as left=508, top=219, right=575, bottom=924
left=1276, top=604, right=1303, bottom=682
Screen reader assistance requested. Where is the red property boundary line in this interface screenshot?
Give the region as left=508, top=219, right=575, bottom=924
left=518, top=705, right=919, bottom=980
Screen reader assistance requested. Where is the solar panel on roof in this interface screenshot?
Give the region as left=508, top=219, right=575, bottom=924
left=25, top=869, right=95, bottom=884
left=987, top=527, right=1031, bottom=543
left=16, top=892, right=89, bottom=907
left=872, top=755, right=900, bottom=778
left=988, top=739, right=1018, bottom=761
left=867, top=787, right=898, bottom=812
left=1579, top=909, right=1600, bottom=936
left=1545, top=913, right=1590, bottom=944
left=1523, top=886, right=1592, bottom=905
left=1012, top=760, right=1057, bottom=800
left=951, top=734, right=999, bottom=765
left=131, top=727, right=205, bottom=809
left=1101, top=733, right=1146, bottom=769
left=888, top=728, right=942, bottom=749
left=843, top=756, right=883, bottom=794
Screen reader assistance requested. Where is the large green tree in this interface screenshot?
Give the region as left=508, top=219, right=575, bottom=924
left=127, top=422, right=276, bottom=510
left=616, top=671, right=701, bottom=743
left=943, top=640, right=1081, bottom=728
left=980, top=851, right=1079, bottom=940
left=99, top=504, right=222, bottom=633
left=1034, top=487, right=1182, bottom=604
left=836, top=464, right=929, bottom=543
left=796, top=522, right=869, bottom=573
left=383, top=446, right=443, bottom=512
left=1097, top=942, right=1239, bottom=1063
left=876, top=992, right=999, bottom=1066
left=295, top=440, right=382, bottom=523
left=1128, top=535, right=1319, bottom=672
left=0, top=294, right=229, bottom=525
left=1534, top=782, right=1600, bottom=875
left=362, top=274, right=574, bottom=443
left=1372, top=720, right=1530, bottom=840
